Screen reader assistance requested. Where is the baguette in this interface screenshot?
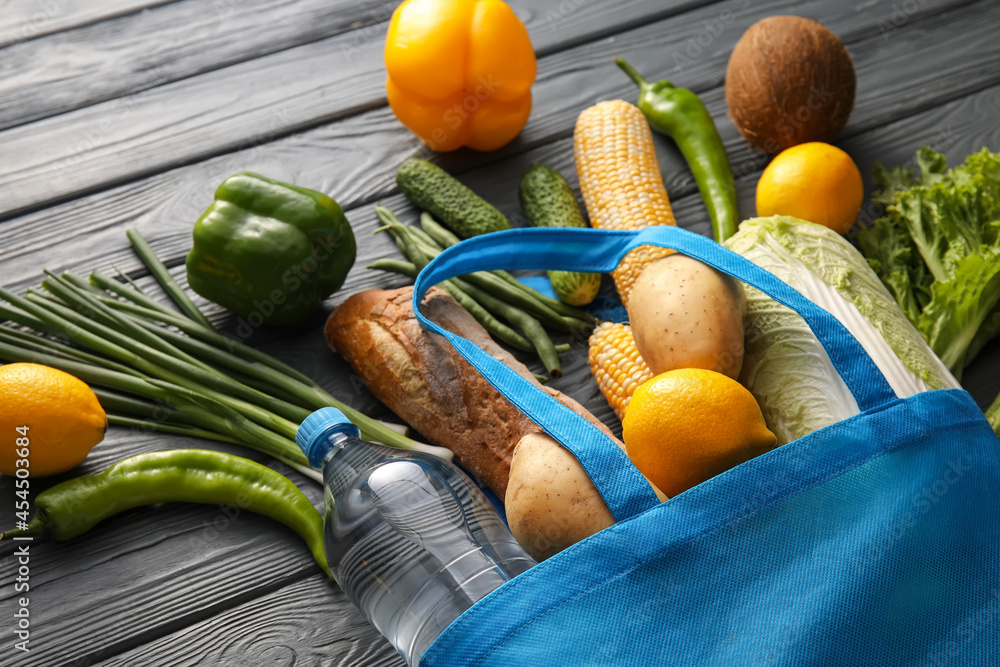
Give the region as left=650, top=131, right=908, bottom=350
left=324, top=286, right=615, bottom=498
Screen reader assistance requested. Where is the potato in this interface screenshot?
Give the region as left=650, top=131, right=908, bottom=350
left=505, top=432, right=666, bottom=561
left=627, top=254, right=745, bottom=379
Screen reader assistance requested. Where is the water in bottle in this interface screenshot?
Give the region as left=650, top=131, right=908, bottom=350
left=296, top=407, right=536, bottom=666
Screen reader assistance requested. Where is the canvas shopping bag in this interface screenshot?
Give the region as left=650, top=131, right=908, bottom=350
left=411, top=225, right=1000, bottom=666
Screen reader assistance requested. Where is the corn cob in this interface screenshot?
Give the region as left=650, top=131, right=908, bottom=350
left=588, top=321, right=653, bottom=421
left=574, top=100, right=676, bottom=306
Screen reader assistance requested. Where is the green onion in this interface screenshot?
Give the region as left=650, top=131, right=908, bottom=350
left=126, top=228, right=216, bottom=330
left=0, top=231, right=454, bottom=479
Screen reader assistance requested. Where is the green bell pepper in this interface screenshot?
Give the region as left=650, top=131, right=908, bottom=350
left=186, top=173, right=356, bottom=326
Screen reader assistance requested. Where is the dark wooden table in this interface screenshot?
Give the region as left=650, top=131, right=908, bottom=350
left=2, top=0, right=999, bottom=664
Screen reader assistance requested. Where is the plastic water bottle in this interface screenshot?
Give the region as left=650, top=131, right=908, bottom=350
left=296, top=407, right=536, bottom=666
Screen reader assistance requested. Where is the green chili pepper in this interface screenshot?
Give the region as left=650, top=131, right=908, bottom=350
left=0, top=449, right=332, bottom=580
left=615, top=58, right=740, bottom=242
left=185, top=172, right=357, bottom=326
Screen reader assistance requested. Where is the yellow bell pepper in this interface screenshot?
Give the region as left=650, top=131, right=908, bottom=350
left=384, top=0, right=536, bottom=152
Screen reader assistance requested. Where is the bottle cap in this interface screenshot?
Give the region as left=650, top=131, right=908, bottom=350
left=296, top=407, right=361, bottom=468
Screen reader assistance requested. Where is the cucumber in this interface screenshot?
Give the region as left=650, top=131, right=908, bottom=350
left=518, top=164, right=602, bottom=306
left=396, top=158, right=509, bottom=238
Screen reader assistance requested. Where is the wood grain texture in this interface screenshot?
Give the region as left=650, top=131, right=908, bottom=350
left=0, top=0, right=179, bottom=47
left=2, top=0, right=997, bottom=294
left=0, top=0, right=978, bottom=220
left=3, top=1, right=1000, bottom=664
left=0, top=0, right=707, bottom=219
left=11, top=77, right=1000, bottom=656
left=0, top=430, right=327, bottom=667
left=0, top=0, right=716, bottom=132
left=93, top=576, right=406, bottom=666
left=0, top=0, right=398, bottom=131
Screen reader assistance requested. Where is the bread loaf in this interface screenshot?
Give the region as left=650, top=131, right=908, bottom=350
left=324, top=286, right=615, bottom=498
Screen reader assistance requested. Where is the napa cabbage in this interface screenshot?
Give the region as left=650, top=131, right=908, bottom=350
left=724, top=216, right=960, bottom=446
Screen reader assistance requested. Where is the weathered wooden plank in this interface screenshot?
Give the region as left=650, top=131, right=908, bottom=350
left=1, top=0, right=996, bottom=294
left=0, top=25, right=386, bottom=218
left=0, top=0, right=178, bottom=47
left=0, top=0, right=979, bottom=220
left=0, top=0, right=396, bottom=131
left=0, top=0, right=711, bottom=217
left=0, top=0, right=715, bottom=132
left=93, top=576, right=405, bottom=666
left=5, top=81, right=1000, bottom=664
left=0, top=431, right=325, bottom=666
left=3, top=4, right=1000, bottom=663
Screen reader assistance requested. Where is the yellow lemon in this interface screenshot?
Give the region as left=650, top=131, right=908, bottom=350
left=0, top=363, right=107, bottom=477
left=756, top=141, right=864, bottom=235
left=622, top=368, right=775, bottom=498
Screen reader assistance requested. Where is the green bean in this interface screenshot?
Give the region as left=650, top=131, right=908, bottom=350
left=420, top=212, right=462, bottom=248
left=94, top=389, right=240, bottom=444
left=1, top=236, right=450, bottom=464
left=27, top=293, right=311, bottom=433
left=451, top=277, right=563, bottom=377
left=368, top=257, right=535, bottom=353
left=127, top=228, right=216, bottom=330
left=439, top=282, right=537, bottom=353
left=376, top=211, right=573, bottom=371
left=406, top=223, right=444, bottom=252
left=73, top=274, right=438, bottom=456
left=391, top=218, right=575, bottom=334
left=90, top=270, right=191, bottom=321
left=0, top=302, right=59, bottom=334
left=377, top=220, right=554, bottom=356
left=367, top=258, right=421, bottom=276
left=492, top=271, right=596, bottom=326
left=420, top=214, right=593, bottom=328
left=407, top=213, right=595, bottom=327
left=0, top=338, right=306, bottom=465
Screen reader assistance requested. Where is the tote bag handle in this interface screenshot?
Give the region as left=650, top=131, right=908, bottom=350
left=412, top=226, right=898, bottom=521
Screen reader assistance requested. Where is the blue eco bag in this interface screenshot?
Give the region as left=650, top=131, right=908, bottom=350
left=411, top=226, right=1000, bottom=666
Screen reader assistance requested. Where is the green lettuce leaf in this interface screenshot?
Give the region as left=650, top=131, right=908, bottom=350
left=725, top=216, right=960, bottom=445
left=856, top=147, right=1000, bottom=378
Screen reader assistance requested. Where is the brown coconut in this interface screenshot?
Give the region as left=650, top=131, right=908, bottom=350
left=725, top=16, right=856, bottom=154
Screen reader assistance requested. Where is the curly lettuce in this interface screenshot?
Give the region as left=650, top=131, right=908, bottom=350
left=855, top=147, right=1000, bottom=376
left=725, top=216, right=959, bottom=446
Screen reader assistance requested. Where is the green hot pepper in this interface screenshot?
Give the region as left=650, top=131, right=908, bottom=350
left=616, top=58, right=739, bottom=242
left=0, top=449, right=332, bottom=579
left=186, top=172, right=356, bottom=326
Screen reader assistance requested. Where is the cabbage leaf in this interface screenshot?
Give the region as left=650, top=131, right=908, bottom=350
left=725, top=216, right=959, bottom=446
